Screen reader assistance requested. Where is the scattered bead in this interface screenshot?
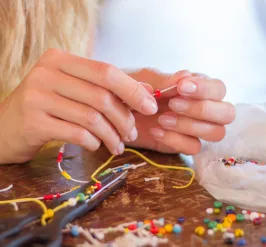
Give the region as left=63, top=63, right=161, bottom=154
left=226, top=206, right=236, bottom=211
left=128, top=224, right=137, bottom=231
left=177, top=217, right=185, bottom=223
left=71, top=226, right=80, bottom=237
left=223, top=232, right=235, bottom=245
left=227, top=214, right=236, bottom=223
left=235, top=229, right=244, bottom=237
left=164, top=224, right=173, bottom=233
left=158, top=217, right=165, bottom=226
left=261, top=213, right=265, bottom=218
left=216, top=223, right=223, bottom=231
left=214, top=201, right=223, bottom=208
left=68, top=198, right=77, bottom=207
left=150, top=226, right=159, bottom=234
left=206, top=208, right=213, bottom=214
left=237, top=239, right=246, bottom=246
left=173, top=224, right=182, bottom=234
left=137, top=222, right=144, bottom=228
left=261, top=236, right=266, bottom=243
left=242, top=210, right=247, bottom=214
left=249, top=212, right=259, bottom=221
left=204, top=218, right=210, bottom=224
left=253, top=217, right=262, bottom=225
left=159, top=227, right=166, bottom=234
left=215, top=219, right=222, bottom=223
left=144, top=220, right=150, bottom=225
left=43, top=194, right=54, bottom=200
left=157, top=233, right=163, bottom=238
left=77, top=193, right=86, bottom=202
left=236, top=214, right=245, bottom=222
left=207, top=229, right=214, bottom=236
left=214, top=208, right=221, bottom=214
left=94, top=182, right=102, bottom=191
left=226, top=209, right=235, bottom=215
left=195, top=226, right=205, bottom=236
left=208, top=221, right=217, bottom=229
left=244, top=214, right=250, bottom=220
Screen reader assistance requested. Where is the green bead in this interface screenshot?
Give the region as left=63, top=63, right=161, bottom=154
left=77, top=193, right=86, bottom=202
left=236, top=214, right=245, bottom=222
left=226, top=205, right=235, bottom=211
left=157, top=233, right=163, bottom=238
left=208, top=221, right=217, bottom=229
left=214, top=201, right=223, bottom=208
left=204, top=218, right=210, bottom=224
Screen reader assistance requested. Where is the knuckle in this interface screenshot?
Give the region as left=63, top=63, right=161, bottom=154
left=121, top=111, right=136, bottom=135
left=226, top=102, right=236, bottom=123
left=20, top=89, right=42, bottom=111
left=86, top=108, right=102, bottom=125
left=97, top=62, right=116, bottom=84
left=96, top=89, right=115, bottom=111
left=199, top=101, right=209, bottom=118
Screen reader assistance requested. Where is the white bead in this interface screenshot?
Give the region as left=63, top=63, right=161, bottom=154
left=94, top=232, right=104, bottom=240
left=207, top=229, right=214, bottom=236
left=68, top=198, right=77, bottom=207
left=242, top=210, right=247, bottom=214
left=206, top=208, right=213, bottom=214
left=261, top=214, right=265, bottom=218
left=249, top=212, right=259, bottom=221
left=131, top=165, right=137, bottom=170
left=244, top=214, right=250, bottom=220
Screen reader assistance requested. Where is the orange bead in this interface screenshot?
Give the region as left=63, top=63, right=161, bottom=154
left=144, top=220, right=150, bottom=225
left=159, top=227, right=166, bottom=234
left=227, top=214, right=236, bottom=222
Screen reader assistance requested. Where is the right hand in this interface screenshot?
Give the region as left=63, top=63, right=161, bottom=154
left=0, top=49, right=158, bottom=164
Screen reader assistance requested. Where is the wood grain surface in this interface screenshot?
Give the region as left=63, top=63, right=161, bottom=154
left=0, top=144, right=265, bottom=247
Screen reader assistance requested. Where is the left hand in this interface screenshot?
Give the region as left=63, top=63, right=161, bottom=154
left=126, top=69, right=236, bottom=154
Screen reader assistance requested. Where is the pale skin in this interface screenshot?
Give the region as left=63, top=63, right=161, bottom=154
left=0, top=50, right=235, bottom=164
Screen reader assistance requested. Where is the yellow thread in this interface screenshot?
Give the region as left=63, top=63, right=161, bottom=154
left=61, top=171, right=71, bottom=180
left=52, top=201, right=69, bottom=213
left=71, top=186, right=80, bottom=191
left=91, top=148, right=195, bottom=189
left=0, top=198, right=48, bottom=214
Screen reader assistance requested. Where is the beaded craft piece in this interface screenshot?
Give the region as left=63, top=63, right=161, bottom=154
left=219, top=157, right=266, bottom=167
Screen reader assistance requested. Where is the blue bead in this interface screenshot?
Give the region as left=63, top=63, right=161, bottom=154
left=237, top=239, right=246, bottom=246
left=177, top=217, right=185, bottom=223
left=158, top=217, right=165, bottom=225
left=173, top=224, right=182, bottom=234
left=261, top=237, right=266, bottom=243
left=71, top=226, right=79, bottom=237
left=123, top=164, right=130, bottom=167
left=116, top=168, right=123, bottom=172
left=137, top=222, right=144, bottom=228
left=226, top=209, right=235, bottom=215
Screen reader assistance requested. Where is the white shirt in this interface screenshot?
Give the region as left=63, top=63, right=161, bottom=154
left=93, top=0, right=266, bottom=104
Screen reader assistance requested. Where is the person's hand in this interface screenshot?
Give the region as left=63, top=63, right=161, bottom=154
left=0, top=49, right=157, bottom=164
left=126, top=69, right=235, bottom=154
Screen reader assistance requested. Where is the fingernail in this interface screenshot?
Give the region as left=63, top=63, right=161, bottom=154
left=149, top=128, right=164, bottom=138
left=140, top=82, right=153, bottom=94
left=169, top=98, right=189, bottom=112
left=142, top=97, right=158, bottom=114
left=128, top=127, right=138, bottom=141
left=116, top=142, right=125, bottom=155
left=158, top=115, right=177, bottom=127
left=179, top=81, right=197, bottom=94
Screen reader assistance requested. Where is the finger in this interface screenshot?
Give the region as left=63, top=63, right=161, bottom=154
left=41, top=92, right=125, bottom=155
left=40, top=49, right=158, bottom=115
left=158, top=112, right=226, bottom=141
left=44, top=116, right=101, bottom=152
left=169, top=97, right=236, bottom=125
left=149, top=127, right=201, bottom=155
left=140, top=82, right=153, bottom=94
left=176, top=76, right=226, bottom=101
left=41, top=71, right=137, bottom=142
left=156, top=70, right=192, bottom=98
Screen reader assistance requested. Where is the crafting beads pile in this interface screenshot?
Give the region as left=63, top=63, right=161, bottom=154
left=195, top=201, right=266, bottom=245
left=219, top=157, right=265, bottom=167
left=64, top=219, right=182, bottom=247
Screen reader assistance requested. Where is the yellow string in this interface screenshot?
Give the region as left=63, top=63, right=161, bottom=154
left=91, top=148, right=195, bottom=189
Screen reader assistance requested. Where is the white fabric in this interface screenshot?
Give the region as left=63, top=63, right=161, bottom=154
left=93, top=0, right=266, bottom=104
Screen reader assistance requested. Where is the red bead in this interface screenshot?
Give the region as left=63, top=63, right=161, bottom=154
left=253, top=217, right=262, bottom=225
left=128, top=224, right=137, bottom=231
left=150, top=226, right=159, bottom=234
left=56, top=193, right=61, bottom=198
left=43, top=194, right=54, bottom=200
left=94, top=182, right=102, bottom=191
left=57, top=153, right=63, bottom=162
left=154, top=89, right=162, bottom=99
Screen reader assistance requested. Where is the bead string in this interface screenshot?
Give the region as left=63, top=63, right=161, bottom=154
left=153, top=84, right=178, bottom=99
left=219, top=157, right=266, bottom=167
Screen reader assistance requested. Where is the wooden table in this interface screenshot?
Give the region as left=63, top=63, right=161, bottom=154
left=1, top=144, right=265, bottom=247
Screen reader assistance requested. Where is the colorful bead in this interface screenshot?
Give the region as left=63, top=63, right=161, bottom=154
left=123, top=164, right=130, bottom=168
left=43, top=194, right=54, bottom=200
left=94, top=182, right=102, bottom=191
left=71, top=226, right=79, bottom=237
left=222, top=221, right=232, bottom=229
left=215, top=219, right=222, bottom=223
left=116, top=168, right=123, bottom=172
left=177, top=217, right=185, bottom=223
left=128, top=224, right=137, bottom=231
left=216, top=223, right=223, bottom=231
left=237, top=239, right=246, bottom=246
left=235, top=229, right=244, bottom=237
left=157, top=233, right=163, bottom=238
left=137, top=222, right=144, bottom=228
left=158, top=217, right=165, bottom=226
left=249, top=212, right=259, bottom=221
left=124, top=228, right=129, bottom=233
left=144, top=220, right=150, bottom=225
left=164, top=224, right=173, bottom=233
left=195, top=226, right=205, bottom=236
left=207, top=229, right=214, bottom=236
left=204, top=218, right=210, bottom=224
left=227, top=214, right=236, bottom=223
left=208, top=221, right=217, bottom=229
left=226, top=206, right=236, bottom=211
left=214, top=201, right=223, bottom=208
left=236, top=214, right=245, bottom=222
left=173, top=224, right=182, bottom=234
left=242, top=210, right=247, bottom=214
left=46, top=209, right=54, bottom=218
left=261, top=236, right=266, bottom=243
left=214, top=208, right=221, bottom=214
left=226, top=209, right=235, bottom=215
left=77, top=193, right=86, bottom=202
left=68, top=198, right=77, bottom=207
left=159, top=227, right=166, bottom=234
left=253, top=217, right=262, bottom=225
left=223, top=232, right=235, bottom=245
left=154, top=89, right=162, bottom=99
left=56, top=193, right=61, bottom=198
left=206, top=208, right=213, bottom=214
left=150, top=226, right=159, bottom=234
